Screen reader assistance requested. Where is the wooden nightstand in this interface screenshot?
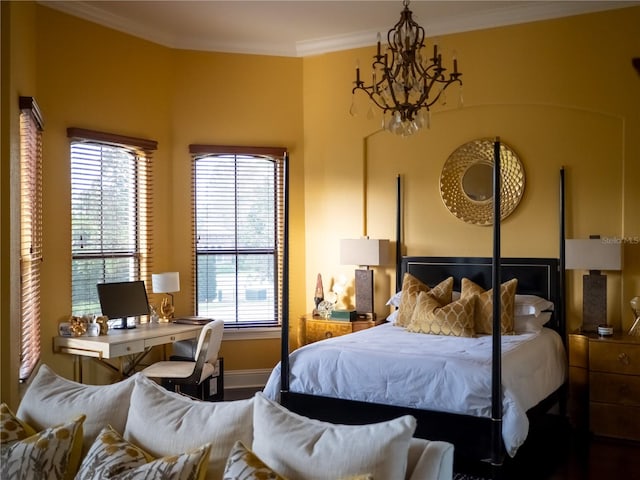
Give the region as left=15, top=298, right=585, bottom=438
left=298, top=314, right=375, bottom=346
left=569, top=331, right=640, bottom=441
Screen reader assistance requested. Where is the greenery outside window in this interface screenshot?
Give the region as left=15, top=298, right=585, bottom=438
left=190, top=145, right=287, bottom=328
left=68, top=128, right=156, bottom=318
left=19, top=97, right=44, bottom=382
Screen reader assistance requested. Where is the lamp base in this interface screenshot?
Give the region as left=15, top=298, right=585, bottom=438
left=355, top=269, right=374, bottom=320
left=582, top=273, right=606, bottom=333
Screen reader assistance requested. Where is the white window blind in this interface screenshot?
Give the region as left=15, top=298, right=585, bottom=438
left=190, top=145, right=287, bottom=327
left=68, top=128, right=156, bottom=317
left=19, top=96, right=44, bottom=382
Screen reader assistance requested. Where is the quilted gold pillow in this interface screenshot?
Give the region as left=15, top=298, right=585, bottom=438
left=0, top=403, right=36, bottom=445
left=461, top=278, right=518, bottom=334
left=0, top=414, right=85, bottom=480
left=395, top=274, right=454, bottom=327
left=223, top=441, right=374, bottom=480
left=76, top=425, right=211, bottom=480
left=406, top=291, right=476, bottom=337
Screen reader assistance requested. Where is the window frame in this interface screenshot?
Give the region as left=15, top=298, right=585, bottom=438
left=18, top=96, right=44, bottom=383
left=189, top=144, right=288, bottom=329
left=67, top=127, right=157, bottom=318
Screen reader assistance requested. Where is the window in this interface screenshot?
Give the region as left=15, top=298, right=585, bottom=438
left=190, top=145, right=287, bottom=327
left=19, top=97, right=44, bottom=382
left=68, top=128, right=156, bottom=317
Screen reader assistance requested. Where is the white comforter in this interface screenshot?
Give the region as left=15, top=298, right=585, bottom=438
left=263, top=323, right=567, bottom=457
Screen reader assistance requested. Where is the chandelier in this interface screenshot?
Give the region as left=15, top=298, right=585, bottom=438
left=351, top=0, right=462, bottom=136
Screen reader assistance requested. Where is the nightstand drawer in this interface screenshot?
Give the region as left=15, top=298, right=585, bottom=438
left=590, top=371, right=640, bottom=406
left=306, top=319, right=352, bottom=343
left=590, top=341, right=640, bottom=375
left=590, top=402, right=640, bottom=441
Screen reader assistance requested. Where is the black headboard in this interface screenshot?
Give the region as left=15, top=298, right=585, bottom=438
left=400, top=256, right=564, bottom=337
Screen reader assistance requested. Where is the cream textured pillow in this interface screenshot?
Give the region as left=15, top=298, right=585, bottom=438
left=0, top=415, right=85, bottom=480
left=252, top=392, right=415, bottom=480
left=16, top=364, right=136, bottom=454
left=461, top=278, right=517, bottom=334
left=76, top=425, right=211, bottom=480
left=124, top=375, right=254, bottom=480
left=395, top=274, right=453, bottom=327
left=406, top=291, right=476, bottom=337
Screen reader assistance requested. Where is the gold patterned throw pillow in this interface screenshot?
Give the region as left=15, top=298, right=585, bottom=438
left=0, top=414, right=85, bottom=480
left=407, top=291, right=476, bottom=337
left=395, top=274, right=454, bottom=327
left=461, top=278, right=518, bottom=334
left=0, top=403, right=36, bottom=445
left=75, top=425, right=211, bottom=480
left=223, top=441, right=374, bottom=480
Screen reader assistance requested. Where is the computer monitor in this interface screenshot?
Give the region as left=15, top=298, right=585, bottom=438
left=97, top=280, right=150, bottom=330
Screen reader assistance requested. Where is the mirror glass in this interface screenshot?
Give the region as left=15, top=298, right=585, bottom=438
left=462, top=163, right=493, bottom=202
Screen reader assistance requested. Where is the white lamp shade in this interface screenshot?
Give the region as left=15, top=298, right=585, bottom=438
left=565, top=239, right=622, bottom=271
left=340, top=238, right=390, bottom=267
left=152, top=272, right=180, bottom=293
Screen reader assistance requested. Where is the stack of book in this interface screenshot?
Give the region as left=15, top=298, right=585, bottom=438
left=329, top=309, right=357, bottom=321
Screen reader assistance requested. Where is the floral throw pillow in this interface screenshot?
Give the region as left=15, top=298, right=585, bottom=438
left=0, top=414, right=85, bottom=480
left=76, top=425, right=211, bottom=480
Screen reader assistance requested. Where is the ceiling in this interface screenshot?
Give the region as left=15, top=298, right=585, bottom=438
left=40, top=1, right=637, bottom=57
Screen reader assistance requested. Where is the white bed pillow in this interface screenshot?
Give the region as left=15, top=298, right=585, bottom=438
left=515, top=294, right=554, bottom=317
left=252, top=392, right=416, bottom=480
left=124, top=374, right=254, bottom=480
left=514, top=312, right=553, bottom=333
left=386, top=291, right=402, bottom=307
left=16, top=364, right=136, bottom=454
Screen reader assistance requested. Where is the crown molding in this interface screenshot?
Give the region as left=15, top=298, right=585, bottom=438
left=40, top=1, right=636, bottom=58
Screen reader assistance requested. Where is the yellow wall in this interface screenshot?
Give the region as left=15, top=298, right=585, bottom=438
left=2, top=2, right=639, bottom=404
left=302, top=7, right=640, bottom=334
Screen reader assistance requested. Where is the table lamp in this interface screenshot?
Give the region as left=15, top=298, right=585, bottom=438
left=152, top=272, right=180, bottom=322
left=340, top=238, right=389, bottom=320
left=565, top=237, right=622, bottom=332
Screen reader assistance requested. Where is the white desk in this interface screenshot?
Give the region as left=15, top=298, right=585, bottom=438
left=53, top=322, right=202, bottom=382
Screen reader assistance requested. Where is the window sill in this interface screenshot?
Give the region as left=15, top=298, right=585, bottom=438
left=222, top=326, right=281, bottom=341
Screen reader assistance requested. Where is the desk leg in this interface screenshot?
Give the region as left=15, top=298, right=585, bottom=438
left=74, top=355, right=83, bottom=383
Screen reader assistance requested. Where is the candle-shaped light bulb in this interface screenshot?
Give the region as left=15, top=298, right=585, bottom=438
left=356, top=59, right=360, bottom=83
left=377, top=32, right=382, bottom=56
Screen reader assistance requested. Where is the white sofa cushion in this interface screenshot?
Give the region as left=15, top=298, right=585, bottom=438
left=252, top=392, right=417, bottom=480
left=124, top=375, right=253, bottom=480
left=16, top=364, right=136, bottom=454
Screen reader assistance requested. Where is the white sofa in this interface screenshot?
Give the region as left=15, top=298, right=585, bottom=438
left=2, top=365, right=453, bottom=480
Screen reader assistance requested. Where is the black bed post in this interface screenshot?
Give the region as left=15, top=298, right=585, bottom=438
left=396, top=174, right=402, bottom=292
left=280, top=152, right=290, bottom=396
left=491, top=138, right=504, bottom=468
left=559, top=168, right=567, bottom=341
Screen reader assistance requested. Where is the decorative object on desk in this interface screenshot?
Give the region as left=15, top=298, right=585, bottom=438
left=340, top=238, right=389, bottom=320
left=68, top=315, right=88, bottom=336
left=350, top=0, right=462, bottom=136
left=565, top=236, right=622, bottom=333
left=629, top=296, right=640, bottom=336
left=152, top=272, right=180, bottom=322
left=440, top=138, right=524, bottom=225
left=313, top=273, right=324, bottom=315
left=96, top=315, right=109, bottom=335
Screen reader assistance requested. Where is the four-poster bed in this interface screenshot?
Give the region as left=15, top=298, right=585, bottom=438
left=274, top=140, right=568, bottom=474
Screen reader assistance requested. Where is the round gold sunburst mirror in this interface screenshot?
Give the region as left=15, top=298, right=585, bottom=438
left=440, top=139, right=525, bottom=225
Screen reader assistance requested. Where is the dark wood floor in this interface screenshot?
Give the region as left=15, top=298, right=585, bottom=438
left=225, top=388, right=639, bottom=480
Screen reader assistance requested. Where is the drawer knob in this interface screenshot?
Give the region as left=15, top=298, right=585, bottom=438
left=170, top=336, right=176, bottom=341
left=325, top=332, right=333, bottom=338
left=618, top=352, right=631, bottom=366
left=619, top=384, right=631, bottom=397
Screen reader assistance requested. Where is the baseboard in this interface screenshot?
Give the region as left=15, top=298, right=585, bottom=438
left=224, top=368, right=271, bottom=390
